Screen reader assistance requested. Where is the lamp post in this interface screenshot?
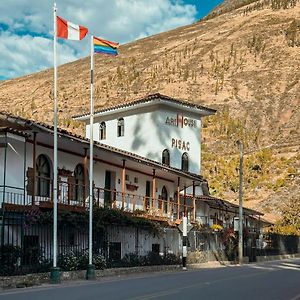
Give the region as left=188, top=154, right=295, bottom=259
left=236, top=140, right=244, bottom=265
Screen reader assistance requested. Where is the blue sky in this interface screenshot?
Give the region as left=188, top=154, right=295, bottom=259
left=0, top=0, right=223, bottom=80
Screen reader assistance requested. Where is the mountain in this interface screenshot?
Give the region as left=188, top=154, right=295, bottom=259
left=1, top=0, right=299, bottom=222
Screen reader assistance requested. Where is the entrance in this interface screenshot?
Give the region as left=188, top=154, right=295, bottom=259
left=104, top=171, right=116, bottom=207
left=145, top=180, right=151, bottom=210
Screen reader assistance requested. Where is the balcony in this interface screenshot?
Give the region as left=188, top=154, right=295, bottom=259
left=0, top=178, right=195, bottom=223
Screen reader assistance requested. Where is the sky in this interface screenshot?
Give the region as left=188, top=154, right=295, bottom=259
left=0, top=0, right=224, bottom=80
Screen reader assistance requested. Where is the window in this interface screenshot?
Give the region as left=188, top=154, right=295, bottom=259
left=23, top=235, right=39, bottom=265
left=162, top=149, right=170, bottom=166
left=74, top=164, right=85, bottom=201
left=117, top=118, right=124, bottom=137
left=160, top=186, right=168, bottom=213
left=134, top=177, right=138, bottom=184
left=181, top=152, right=189, bottom=172
left=36, top=154, right=51, bottom=197
left=152, top=243, right=160, bottom=254
left=109, top=242, right=122, bottom=261
left=161, top=186, right=168, bottom=200
left=99, top=122, right=106, bottom=140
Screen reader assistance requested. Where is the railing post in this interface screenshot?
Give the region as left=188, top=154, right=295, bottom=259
left=83, top=148, right=88, bottom=207
left=192, top=181, right=196, bottom=222
left=32, top=132, right=37, bottom=205
left=132, top=195, right=136, bottom=212
left=67, top=182, right=70, bottom=205
left=177, top=177, right=180, bottom=219
left=152, top=169, right=156, bottom=212
left=122, top=160, right=126, bottom=210
left=184, top=186, right=187, bottom=217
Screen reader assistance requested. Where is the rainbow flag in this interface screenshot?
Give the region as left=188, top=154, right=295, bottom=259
left=93, top=36, right=119, bottom=56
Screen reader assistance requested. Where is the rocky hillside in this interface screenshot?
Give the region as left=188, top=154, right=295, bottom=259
left=1, top=0, right=299, bottom=222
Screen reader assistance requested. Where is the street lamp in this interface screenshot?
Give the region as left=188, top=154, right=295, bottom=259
left=236, top=140, right=244, bottom=265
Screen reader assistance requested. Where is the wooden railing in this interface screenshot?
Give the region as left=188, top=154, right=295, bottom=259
left=1, top=179, right=195, bottom=222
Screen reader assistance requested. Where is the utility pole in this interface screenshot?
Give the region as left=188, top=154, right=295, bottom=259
left=237, top=140, right=244, bottom=265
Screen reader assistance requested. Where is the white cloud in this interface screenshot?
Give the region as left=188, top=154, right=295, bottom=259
left=0, top=32, right=79, bottom=79
left=0, top=0, right=197, bottom=79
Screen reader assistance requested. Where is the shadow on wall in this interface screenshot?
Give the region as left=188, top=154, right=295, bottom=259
left=131, top=115, right=146, bottom=151
left=130, top=110, right=200, bottom=173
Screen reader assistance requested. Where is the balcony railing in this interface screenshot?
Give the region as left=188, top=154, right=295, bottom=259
left=0, top=179, right=195, bottom=222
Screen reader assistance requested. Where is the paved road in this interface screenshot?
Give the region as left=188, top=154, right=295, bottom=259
left=1, top=259, right=300, bottom=300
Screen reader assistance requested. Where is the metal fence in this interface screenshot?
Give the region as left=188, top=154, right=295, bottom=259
left=1, top=202, right=299, bottom=276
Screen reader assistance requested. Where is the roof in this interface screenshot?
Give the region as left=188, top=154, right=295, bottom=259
left=194, top=195, right=263, bottom=216
left=73, top=93, right=217, bottom=120
left=0, top=111, right=203, bottom=182
left=0, top=127, right=29, bottom=137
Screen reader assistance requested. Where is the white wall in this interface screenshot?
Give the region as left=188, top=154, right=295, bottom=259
left=1, top=134, right=26, bottom=195
left=87, top=108, right=202, bottom=174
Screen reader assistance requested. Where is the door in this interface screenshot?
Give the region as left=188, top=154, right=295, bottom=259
left=104, top=171, right=111, bottom=207
left=145, top=180, right=151, bottom=210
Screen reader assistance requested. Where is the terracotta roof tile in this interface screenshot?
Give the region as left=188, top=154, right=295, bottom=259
left=73, top=93, right=217, bottom=119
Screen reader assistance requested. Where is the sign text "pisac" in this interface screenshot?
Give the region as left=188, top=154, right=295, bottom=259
left=165, top=113, right=197, bottom=128
left=171, top=138, right=190, bottom=151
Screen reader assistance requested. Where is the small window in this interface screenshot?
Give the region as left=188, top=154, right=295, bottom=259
left=69, top=233, right=75, bottom=246
left=134, top=177, right=138, bottom=184
left=125, top=174, right=129, bottom=181
left=152, top=243, right=160, bottom=254
left=36, top=154, right=51, bottom=197
left=99, top=122, right=106, bottom=140
left=117, top=118, right=124, bottom=137
left=109, top=242, right=122, bottom=261
left=160, top=186, right=168, bottom=213
left=74, top=164, right=85, bottom=202
left=162, top=149, right=170, bottom=166
left=181, top=152, right=189, bottom=172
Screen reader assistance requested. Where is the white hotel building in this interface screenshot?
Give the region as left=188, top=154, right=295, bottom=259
left=0, top=93, right=263, bottom=260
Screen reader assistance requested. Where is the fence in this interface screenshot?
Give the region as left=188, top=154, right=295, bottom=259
left=1, top=194, right=299, bottom=276
left=1, top=182, right=195, bottom=223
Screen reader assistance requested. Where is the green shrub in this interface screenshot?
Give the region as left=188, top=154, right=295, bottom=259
left=0, top=245, right=21, bottom=276
left=58, top=251, right=79, bottom=271
left=58, top=250, right=106, bottom=271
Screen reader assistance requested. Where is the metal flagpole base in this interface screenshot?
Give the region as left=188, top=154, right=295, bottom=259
left=50, top=267, right=61, bottom=284
left=86, top=264, right=96, bottom=280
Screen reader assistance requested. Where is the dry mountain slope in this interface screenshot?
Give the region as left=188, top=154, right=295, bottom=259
left=0, top=0, right=299, bottom=221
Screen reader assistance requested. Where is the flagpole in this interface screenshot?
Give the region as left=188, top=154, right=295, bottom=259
left=86, top=34, right=96, bottom=280
left=50, top=1, right=60, bottom=283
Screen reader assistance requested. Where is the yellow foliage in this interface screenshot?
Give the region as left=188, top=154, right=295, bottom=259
left=211, top=224, right=223, bottom=231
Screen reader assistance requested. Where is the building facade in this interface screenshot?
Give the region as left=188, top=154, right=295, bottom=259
left=0, top=94, right=265, bottom=274
left=74, top=93, right=216, bottom=175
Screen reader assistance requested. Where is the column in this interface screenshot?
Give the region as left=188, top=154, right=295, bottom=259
left=122, top=159, right=126, bottom=209
left=32, top=132, right=37, bottom=205
left=152, top=169, right=156, bottom=210
left=177, top=177, right=180, bottom=219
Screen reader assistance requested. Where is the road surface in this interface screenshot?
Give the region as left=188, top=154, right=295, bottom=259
left=1, top=258, right=300, bottom=300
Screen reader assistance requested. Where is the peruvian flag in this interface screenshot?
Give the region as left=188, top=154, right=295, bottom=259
left=57, top=16, right=88, bottom=40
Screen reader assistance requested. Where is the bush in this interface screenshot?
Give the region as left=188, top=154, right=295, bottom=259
left=108, top=251, right=180, bottom=268
left=58, top=251, right=79, bottom=271
left=58, top=250, right=106, bottom=271
left=93, top=253, right=107, bottom=270
left=163, top=253, right=181, bottom=265
left=0, top=245, right=21, bottom=276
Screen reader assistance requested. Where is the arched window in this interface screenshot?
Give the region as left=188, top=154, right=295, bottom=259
left=74, top=164, right=85, bottom=202
left=36, top=154, right=51, bottom=197
left=161, top=186, right=168, bottom=201
left=99, top=122, right=106, bottom=140
left=181, top=152, right=189, bottom=172
left=117, top=118, right=124, bottom=137
left=162, top=149, right=170, bottom=166
left=160, top=186, right=168, bottom=213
